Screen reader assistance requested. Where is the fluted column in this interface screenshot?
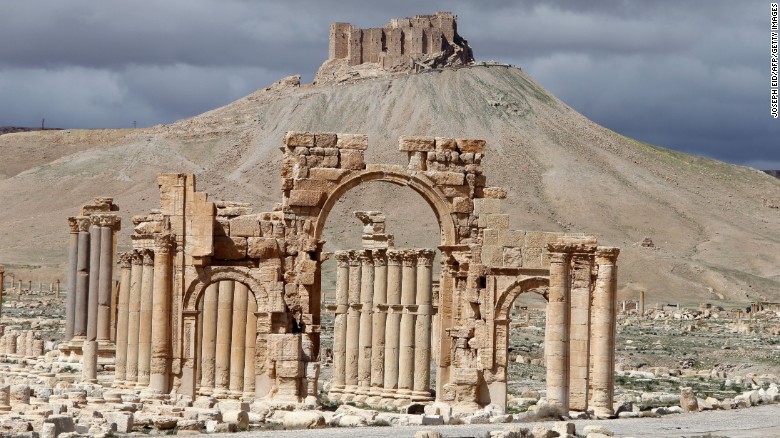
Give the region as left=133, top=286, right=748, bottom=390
left=343, top=252, right=361, bottom=399
left=229, top=282, right=248, bottom=397
left=413, top=249, right=434, bottom=401
left=243, top=293, right=257, bottom=398
left=114, top=253, right=132, bottom=385
left=149, top=234, right=174, bottom=393
left=589, top=247, right=620, bottom=418
left=355, top=250, right=374, bottom=402
left=569, top=246, right=595, bottom=411
left=397, top=250, right=417, bottom=403
left=382, top=250, right=403, bottom=403
left=65, top=218, right=79, bottom=339
left=137, top=250, right=154, bottom=386
left=545, top=242, right=572, bottom=411
left=199, top=282, right=219, bottom=394
left=86, top=220, right=101, bottom=341
left=330, top=251, right=350, bottom=399
left=214, top=280, right=235, bottom=396
left=125, top=252, right=143, bottom=385
left=368, top=249, right=387, bottom=403
left=97, top=216, right=117, bottom=342
left=74, top=219, right=91, bottom=338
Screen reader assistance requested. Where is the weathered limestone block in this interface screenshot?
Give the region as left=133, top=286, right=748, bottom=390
left=451, top=197, right=473, bottom=213
left=314, top=132, right=338, bottom=148
left=283, top=411, right=326, bottom=429
left=288, top=190, right=327, bottom=207
left=247, top=237, right=280, bottom=259
left=229, top=215, right=262, bottom=237
left=285, top=132, right=315, bottom=148
left=335, top=134, right=368, bottom=151
left=399, top=136, right=435, bottom=152
left=10, top=384, right=30, bottom=404
left=102, top=412, right=133, bottom=433
left=213, top=236, right=247, bottom=260
left=339, top=150, right=365, bottom=170
left=309, top=167, right=350, bottom=181
left=680, top=387, right=699, bottom=412
left=223, top=410, right=249, bottom=429
left=481, top=186, right=507, bottom=199
left=435, top=137, right=457, bottom=151
left=456, top=139, right=486, bottom=154
left=0, top=385, right=10, bottom=411
left=423, top=171, right=465, bottom=186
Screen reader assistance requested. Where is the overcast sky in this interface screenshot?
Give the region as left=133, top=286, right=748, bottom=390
left=1, top=1, right=778, bottom=168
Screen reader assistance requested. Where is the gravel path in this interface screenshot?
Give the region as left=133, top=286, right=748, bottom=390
left=218, top=404, right=780, bottom=438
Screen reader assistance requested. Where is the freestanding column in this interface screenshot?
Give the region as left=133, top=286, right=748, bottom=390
left=97, top=217, right=116, bottom=341
left=329, top=252, right=350, bottom=399
left=65, top=218, right=79, bottom=339
left=74, top=220, right=91, bottom=338
left=199, top=283, right=219, bottom=394
left=114, top=253, right=132, bottom=385
left=569, top=247, right=595, bottom=411
left=589, top=247, right=620, bottom=418
left=343, top=252, right=362, bottom=399
left=137, top=250, right=155, bottom=386
left=229, top=282, right=248, bottom=397
left=214, top=280, right=235, bottom=396
left=545, top=242, right=572, bottom=411
left=638, top=291, right=645, bottom=316
left=149, top=234, right=174, bottom=393
left=396, top=251, right=417, bottom=403
left=126, top=252, right=143, bottom=385
left=82, top=339, right=98, bottom=383
left=413, top=249, right=434, bottom=401
left=86, top=221, right=102, bottom=341
left=382, top=250, right=403, bottom=402
left=368, top=249, right=387, bottom=403
left=355, top=251, right=374, bottom=402
left=243, top=293, right=257, bottom=398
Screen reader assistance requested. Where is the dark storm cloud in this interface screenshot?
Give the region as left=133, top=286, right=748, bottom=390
left=0, top=0, right=777, bottom=167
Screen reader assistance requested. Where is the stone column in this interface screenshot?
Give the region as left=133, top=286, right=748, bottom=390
left=397, top=250, right=417, bottom=403
left=243, top=293, right=257, bottom=398
left=413, top=249, right=434, bottom=401
left=74, top=219, right=91, bottom=338
left=137, top=250, right=154, bottom=386
left=343, top=252, right=361, bottom=399
left=382, top=250, right=403, bottom=402
left=97, top=217, right=116, bottom=342
left=125, top=252, right=143, bottom=385
left=114, top=253, right=132, bottom=385
left=214, top=280, right=235, bottom=396
left=199, top=282, right=219, bottom=394
left=329, top=251, right=350, bottom=399
left=569, top=246, right=595, bottom=411
left=0, top=266, right=4, bottom=321
left=229, top=282, right=248, bottom=397
left=82, top=338, right=98, bottom=383
left=638, top=290, right=645, bottom=316
left=368, top=249, right=387, bottom=404
left=545, top=242, right=572, bottom=411
left=65, top=218, right=79, bottom=339
left=86, top=220, right=102, bottom=341
left=355, top=250, right=374, bottom=402
left=149, top=234, right=174, bottom=393
left=589, top=247, right=620, bottom=418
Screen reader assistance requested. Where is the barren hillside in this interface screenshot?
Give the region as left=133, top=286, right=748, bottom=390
left=2, top=65, right=779, bottom=305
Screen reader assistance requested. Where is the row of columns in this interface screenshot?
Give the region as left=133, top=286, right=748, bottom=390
left=545, top=244, right=619, bottom=417
left=0, top=330, right=44, bottom=357
left=197, top=280, right=258, bottom=398
left=113, top=234, right=175, bottom=394
left=329, top=248, right=435, bottom=407
left=65, top=215, right=119, bottom=343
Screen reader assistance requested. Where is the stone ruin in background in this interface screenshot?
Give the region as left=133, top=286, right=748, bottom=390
left=57, top=131, right=621, bottom=417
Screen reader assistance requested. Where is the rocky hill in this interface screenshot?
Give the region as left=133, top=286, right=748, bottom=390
left=1, top=64, right=779, bottom=306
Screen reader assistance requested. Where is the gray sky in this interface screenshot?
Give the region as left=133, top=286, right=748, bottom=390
left=1, top=1, right=778, bottom=168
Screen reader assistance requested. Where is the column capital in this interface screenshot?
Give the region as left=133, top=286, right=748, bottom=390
left=372, top=248, right=387, bottom=267
left=595, top=246, right=620, bottom=265
left=73, top=217, right=91, bottom=232
left=94, top=214, right=121, bottom=230
left=119, top=252, right=134, bottom=269
left=67, top=217, right=81, bottom=233
left=415, top=249, right=435, bottom=266
left=401, top=250, right=417, bottom=267
left=347, top=250, right=362, bottom=266
left=359, top=250, right=374, bottom=266
left=142, top=249, right=155, bottom=266
left=547, top=241, right=571, bottom=254
left=386, top=249, right=403, bottom=266
left=335, top=251, right=350, bottom=267
left=155, top=234, right=176, bottom=254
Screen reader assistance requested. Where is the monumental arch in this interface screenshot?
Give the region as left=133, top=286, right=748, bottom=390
left=66, top=132, right=620, bottom=416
